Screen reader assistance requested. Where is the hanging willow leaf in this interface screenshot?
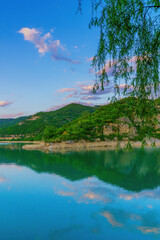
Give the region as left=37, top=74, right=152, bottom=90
left=78, top=0, right=160, bottom=140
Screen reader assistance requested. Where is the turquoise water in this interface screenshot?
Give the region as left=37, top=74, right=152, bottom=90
left=0, top=144, right=160, bottom=240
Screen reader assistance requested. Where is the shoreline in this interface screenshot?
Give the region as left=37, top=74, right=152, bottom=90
left=21, top=139, right=160, bottom=152
left=0, top=141, right=41, bottom=144
left=1, top=139, right=160, bottom=152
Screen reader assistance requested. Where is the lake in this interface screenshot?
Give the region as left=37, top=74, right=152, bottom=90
left=0, top=143, right=160, bottom=240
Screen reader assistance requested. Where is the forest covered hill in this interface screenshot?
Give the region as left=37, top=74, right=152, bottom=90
left=1, top=98, right=160, bottom=142
left=0, top=117, right=28, bottom=129
left=37, top=97, right=160, bottom=142
left=0, top=103, right=96, bottom=140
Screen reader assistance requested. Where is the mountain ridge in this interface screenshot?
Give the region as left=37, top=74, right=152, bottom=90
left=1, top=98, right=160, bottom=142
left=0, top=103, right=96, bottom=140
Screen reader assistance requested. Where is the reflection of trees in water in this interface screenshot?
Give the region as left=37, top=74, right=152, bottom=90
left=0, top=145, right=160, bottom=191
left=1, top=144, right=160, bottom=236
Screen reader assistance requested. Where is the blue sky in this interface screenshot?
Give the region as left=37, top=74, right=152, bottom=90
left=0, top=0, right=111, bottom=118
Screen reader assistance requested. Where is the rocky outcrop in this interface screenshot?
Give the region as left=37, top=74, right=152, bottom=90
left=103, top=117, right=136, bottom=136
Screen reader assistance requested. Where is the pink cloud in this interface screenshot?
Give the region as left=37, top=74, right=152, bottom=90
left=119, top=84, right=133, bottom=90
left=56, top=78, right=114, bottom=105
left=63, top=93, right=74, bottom=100
left=0, top=101, right=13, bottom=107
left=46, top=103, right=68, bottom=112
left=81, top=96, right=101, bottom=100
left=57, top=80, right=113, bottom=103
left=76, top=81, right=88, bottom=85
left=57, top=88, right=75, bottom=93
left=18, top=27, right=80, bottom=64
left=79, top=84, right=93, bottom=91
left=96, top=60, right=115, bottom=77
left=97, top=56, right=137, bottom=77
left=63, top=90, right=78, bottom=100
left=0, top=112, right=24, bottom=119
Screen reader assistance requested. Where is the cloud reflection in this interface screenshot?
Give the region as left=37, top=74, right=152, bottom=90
left=100, top=211, right=123, bottom=228
left=137, top=226, right=160, bottom=234
left=0, top=177, right=6, bottom=183
left=52, top=175, right=160, bottom=237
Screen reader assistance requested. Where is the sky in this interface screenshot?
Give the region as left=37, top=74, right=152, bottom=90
left=0, top=0, right=113, bottom=118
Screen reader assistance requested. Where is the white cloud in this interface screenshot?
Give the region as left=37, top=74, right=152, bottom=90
left=18, top=27, right=80, bottom=63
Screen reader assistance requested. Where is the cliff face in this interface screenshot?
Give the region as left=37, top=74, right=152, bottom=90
left=103, top=117, right=137, bottom=137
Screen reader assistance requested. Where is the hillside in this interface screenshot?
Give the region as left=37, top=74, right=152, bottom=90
left=0, top=117, right=28, bottom=129
left=0, top=103, right=96, bottom=140
left=1, top=98, right=160, bottom=142
left=44, top=97, right=160, bottom=142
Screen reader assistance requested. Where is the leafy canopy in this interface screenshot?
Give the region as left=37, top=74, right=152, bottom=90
left=78, top=0, right=160, bottom=138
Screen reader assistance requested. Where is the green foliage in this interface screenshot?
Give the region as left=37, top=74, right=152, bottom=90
left=0, top=117, right=28, bottom=128
left=43, top=126, right=57, bottom=141
left=46, top=97, right=158, bottom=142
left=78, top=0, right=160, bottom=139
left=1, top=98, right=160, bottom=142
left=0, top=103, right=96, bottom=140
left=49, top=97, right=160, bottom=142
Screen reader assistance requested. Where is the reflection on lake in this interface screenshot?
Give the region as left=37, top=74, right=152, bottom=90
left=0, top=143, right=160, bottom=240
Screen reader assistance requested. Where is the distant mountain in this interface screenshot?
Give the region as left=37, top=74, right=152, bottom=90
left=0, top=117, right=28, bottom=129
left=0, top=103, right=96, bottom=140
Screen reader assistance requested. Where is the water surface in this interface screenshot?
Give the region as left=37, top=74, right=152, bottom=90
left=0, top=143, right=160, bottom=240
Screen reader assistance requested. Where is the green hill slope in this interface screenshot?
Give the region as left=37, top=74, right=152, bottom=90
left=0, top=117, right=28, bottom=129
left=0, top=103, right=96, bottom=140
left=1, top=98, right=159, bottom=142
left=45, top=97, right=160, bottom=142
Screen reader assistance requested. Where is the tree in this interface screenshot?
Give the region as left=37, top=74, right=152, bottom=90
left=78, top=0, right=160, bottom=140
left=43, top=126, right=57, bottom=141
